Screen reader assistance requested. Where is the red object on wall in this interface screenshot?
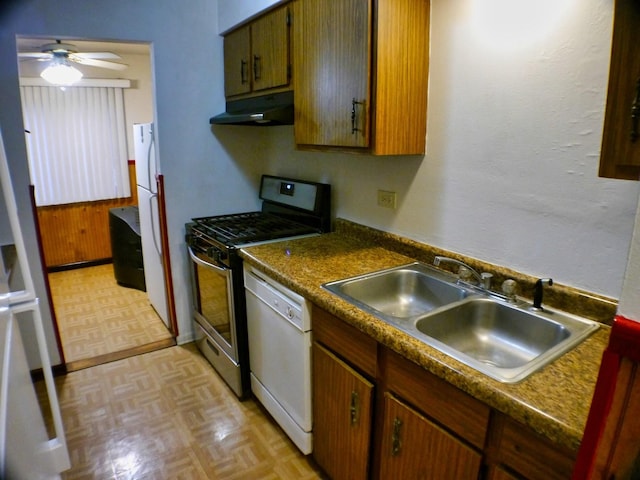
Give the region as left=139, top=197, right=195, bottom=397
left=573, top=315, right=640, bottom=479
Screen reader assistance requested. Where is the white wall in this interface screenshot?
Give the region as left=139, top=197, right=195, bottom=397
left=214, top=0, right=639, bottom=300
left=0, top=0, right=266, bottom=361
left=619, top=200, right=640, bottom=320
left=217, top=0, right=284, bottom=33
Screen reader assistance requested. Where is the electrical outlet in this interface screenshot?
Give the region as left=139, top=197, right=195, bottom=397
left=377, top=190, right=397, bottom=209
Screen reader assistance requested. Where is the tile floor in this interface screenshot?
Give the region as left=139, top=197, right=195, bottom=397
left=48, top=264, right=173, bottom=367
left=41, top=343, right=325, bottom=479
left=40, top=265, right=325, bottom=479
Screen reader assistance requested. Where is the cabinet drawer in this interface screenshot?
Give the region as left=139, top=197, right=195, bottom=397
left=383, top=347, right=490, bottom=450
left=312, top=305, right=377, bottom=377
left=491, top=413, right=576, bottom=480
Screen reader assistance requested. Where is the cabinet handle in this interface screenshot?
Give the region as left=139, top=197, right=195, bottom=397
left=631, top=78, right=640, bottom=143
left=350, top=391, right=360, bottom=425
left=391, top=417, right=402, bottom=456
left=240, top=60, right=248, bottom=84
left=253, top=55, right=261, bottom=81
left=351, top=98, right=364, bottom=134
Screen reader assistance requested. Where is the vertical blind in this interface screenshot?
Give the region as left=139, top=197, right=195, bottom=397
left=20, top=84, right=130, bottom=206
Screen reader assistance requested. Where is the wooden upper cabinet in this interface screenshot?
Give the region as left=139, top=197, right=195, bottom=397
left=294, top=0, right=371, bottom=148
left=599, top=0, right=640, bottom=180
left=293, top=0, right=430, bottom=155
left=224, top=25, right=251, bottom=97
left=223, top=5, right=291, bottom=99
left=250, top=6, right=290, bottom=93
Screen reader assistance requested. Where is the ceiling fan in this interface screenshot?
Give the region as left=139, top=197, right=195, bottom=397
left=18, top=39, right=128, bottom=71
left=18, top=39, right=128, bottom=86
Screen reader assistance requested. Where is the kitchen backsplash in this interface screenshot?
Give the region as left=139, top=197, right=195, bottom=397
left=334, top=218, right=618, bottom=326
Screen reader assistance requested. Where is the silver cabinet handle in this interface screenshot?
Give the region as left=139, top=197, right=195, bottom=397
left=391, top=417, right=402, bottom=456
left=631, top=77, right=640, bottom=142
left=351, top=98, right=364, bottom=134
left=350, top=391, right=360, bottom=425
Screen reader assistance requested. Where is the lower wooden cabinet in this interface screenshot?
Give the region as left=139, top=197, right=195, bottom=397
left=486, top=465, right=520, bottom=480
left=486, top=413, right=577, bottom=480
left=312, top=342, right=374, bottom=480
left=379, top=393, right=482, bottom=479
left=311, top=305, right=578, bottom=480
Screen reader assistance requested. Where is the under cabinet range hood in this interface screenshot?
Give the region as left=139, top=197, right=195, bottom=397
left=209, top=91, right=294, bottom=126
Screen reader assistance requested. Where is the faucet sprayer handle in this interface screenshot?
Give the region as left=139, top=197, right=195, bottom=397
left=531, top=278, right=553, bottom=310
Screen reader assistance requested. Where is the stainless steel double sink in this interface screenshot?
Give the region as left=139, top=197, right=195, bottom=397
left=322, top=262, right=599, bottom=383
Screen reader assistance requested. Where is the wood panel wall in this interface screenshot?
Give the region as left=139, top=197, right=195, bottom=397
left=36, top=162, right=138, bottom=269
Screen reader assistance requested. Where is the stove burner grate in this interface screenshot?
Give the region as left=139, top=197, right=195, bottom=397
left=192, top=212, right=318, bottom=246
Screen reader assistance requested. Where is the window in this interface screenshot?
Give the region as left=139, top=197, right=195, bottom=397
left=20, top=81, right=130, bottom=206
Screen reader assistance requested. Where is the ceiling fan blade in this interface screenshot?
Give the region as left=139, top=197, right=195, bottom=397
left=70, top=56, right=128, bottom=70
left=18, top=52, right=52, bottom=59
left=74, top=52, right=122, bottom=60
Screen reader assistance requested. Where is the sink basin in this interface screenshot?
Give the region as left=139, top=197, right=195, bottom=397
left=323, top=263, right=599, bottom=383
left=413, top=297, right=599, bottom=382
left=415, top=298, right=570, bottom=369
left=322, top=263, right=472, bottom=321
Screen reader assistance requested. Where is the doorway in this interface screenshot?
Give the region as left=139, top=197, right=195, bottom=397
left=16, top=37, right=175, bottom=370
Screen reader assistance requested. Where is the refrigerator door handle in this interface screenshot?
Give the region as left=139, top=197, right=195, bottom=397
left=146, top=134, right=155, bottom=194
left=149, top=192, right=162, bottom=257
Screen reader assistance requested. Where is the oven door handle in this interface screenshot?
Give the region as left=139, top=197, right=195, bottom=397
left=188, top=245, right=231, bottom=277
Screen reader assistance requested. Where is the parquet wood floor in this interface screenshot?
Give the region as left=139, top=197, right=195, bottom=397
left=48, top=264, right=174, bottom=369
left=42, top=343, right=325, bottom=479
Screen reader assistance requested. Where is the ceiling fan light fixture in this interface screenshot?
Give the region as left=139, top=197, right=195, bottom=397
left=40, top=56, right=83, bottom=86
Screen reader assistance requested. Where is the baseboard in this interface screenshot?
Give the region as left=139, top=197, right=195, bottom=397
left=48, top=258, right=112, bottom=273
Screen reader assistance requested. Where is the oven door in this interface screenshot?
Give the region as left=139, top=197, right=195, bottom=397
left=187, top=245, right=238, bottom=361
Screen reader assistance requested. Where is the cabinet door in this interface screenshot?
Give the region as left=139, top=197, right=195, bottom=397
left=312, top=342, right=374, bottom=480
left=599, top=0, right=640, bottom=180
left=379, top=393, right=482, bottom=480
left=489, top=413, right=576, bottom=480
left=294, top=0, right=371, bottom=148
left=251, top=5, right=290, bottom=93
left=486, top=466, right=520, bottom=480
left=224, top=25, right=251, bottom=97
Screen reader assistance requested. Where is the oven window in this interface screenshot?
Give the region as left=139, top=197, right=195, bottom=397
left=195, top=262, right=232, bottom=344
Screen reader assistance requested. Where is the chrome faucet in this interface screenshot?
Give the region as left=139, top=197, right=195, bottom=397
left=433, top=256, right=493, bottom=289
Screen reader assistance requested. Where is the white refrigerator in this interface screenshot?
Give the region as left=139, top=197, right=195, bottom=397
left=133, top=123, right=169, bottom=328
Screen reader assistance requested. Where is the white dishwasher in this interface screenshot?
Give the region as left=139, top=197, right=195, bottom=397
left=243, top=265, right=313, bottom=454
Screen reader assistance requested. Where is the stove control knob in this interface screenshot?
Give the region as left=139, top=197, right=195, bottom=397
left=286, top=306, right=295, bottom=319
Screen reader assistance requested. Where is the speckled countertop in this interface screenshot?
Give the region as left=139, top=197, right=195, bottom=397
left=240, top=223, right=612, bottom=453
